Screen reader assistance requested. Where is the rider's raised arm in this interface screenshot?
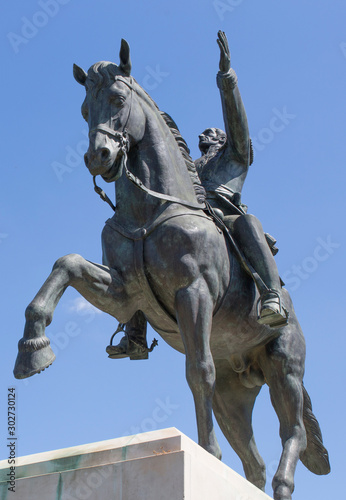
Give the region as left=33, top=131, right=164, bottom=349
left=217, top=31, right=250, bottom=166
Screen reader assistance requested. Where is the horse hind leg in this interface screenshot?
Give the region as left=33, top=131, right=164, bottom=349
left=213, top=359, right=266, bottom=491
left=260, top=335, right=307, bottom=500
left=14, top=253, right=122, bottom=379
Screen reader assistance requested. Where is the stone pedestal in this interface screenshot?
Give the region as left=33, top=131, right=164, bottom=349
left=0, top=428, right=273, bottom=499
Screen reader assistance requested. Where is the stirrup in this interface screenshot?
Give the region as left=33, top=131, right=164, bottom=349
left=257, top=289, right=289, bottom=328
left=106, top=324, right=158, bottom=360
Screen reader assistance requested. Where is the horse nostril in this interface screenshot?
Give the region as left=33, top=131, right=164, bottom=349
left=101, top=148, right=110, bottom=160
left=84, top=153, right=89, bottom=167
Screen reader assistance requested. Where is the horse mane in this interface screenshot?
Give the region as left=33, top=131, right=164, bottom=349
left=86, top=62, right=205, bottom=204
left=159, top=111, right=206, bottom=204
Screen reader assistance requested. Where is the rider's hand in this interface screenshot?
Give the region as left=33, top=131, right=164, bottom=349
left=217, top=30, right=231, bottom=73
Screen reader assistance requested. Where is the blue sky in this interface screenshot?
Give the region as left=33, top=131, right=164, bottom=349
left=1, top=1, right=345, bottom=498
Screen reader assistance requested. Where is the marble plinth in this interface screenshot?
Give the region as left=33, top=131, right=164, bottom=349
left=0, top=428, right=273, bottom=499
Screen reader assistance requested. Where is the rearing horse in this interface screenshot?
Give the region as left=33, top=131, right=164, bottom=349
left=14, top=40, right=330, bottom=500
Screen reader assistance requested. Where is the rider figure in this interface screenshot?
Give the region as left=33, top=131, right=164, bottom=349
left=106, top=31, right=287, bottom=360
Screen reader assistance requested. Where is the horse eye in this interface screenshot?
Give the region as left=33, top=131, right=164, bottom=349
left=109, top=93, right=125, bottom=106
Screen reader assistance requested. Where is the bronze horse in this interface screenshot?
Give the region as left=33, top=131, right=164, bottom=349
left=14, top=39, right=330, bottom=500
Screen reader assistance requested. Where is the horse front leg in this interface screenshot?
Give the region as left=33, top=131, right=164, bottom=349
left=14, top=253, right=122, bottom=379
left=175, top=278, right=221, bottom=459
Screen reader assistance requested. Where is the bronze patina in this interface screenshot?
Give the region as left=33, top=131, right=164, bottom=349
left=14, top=32, right=330, bottom=500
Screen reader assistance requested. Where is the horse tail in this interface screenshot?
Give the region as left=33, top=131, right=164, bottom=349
left=300, top=384, right=331, bottom=475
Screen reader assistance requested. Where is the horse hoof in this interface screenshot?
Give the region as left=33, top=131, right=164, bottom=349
left=13, top=336, right=56, bottom=379
left=202, top=443, right=222, bottom=461
left=273, top=484, right=292, bottom=500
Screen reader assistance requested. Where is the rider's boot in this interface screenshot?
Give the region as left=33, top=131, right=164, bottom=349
left=106, top=311, right=149, bottom=360
left=232, top=214, right=288, bottom=327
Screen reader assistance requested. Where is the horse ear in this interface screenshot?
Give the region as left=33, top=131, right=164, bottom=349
left=73, top=63, right=87, bottom=86
left=119, top=39, right=132, bottom=76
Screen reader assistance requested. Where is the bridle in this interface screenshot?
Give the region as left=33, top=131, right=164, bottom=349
left=90, top=76, right=206, bottom=212
left=89, top=74, right=134, bottom=139
left=87, top=77, right=284, bottom=321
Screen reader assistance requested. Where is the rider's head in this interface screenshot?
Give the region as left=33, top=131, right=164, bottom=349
left=198, top=128, right=227, bottom=155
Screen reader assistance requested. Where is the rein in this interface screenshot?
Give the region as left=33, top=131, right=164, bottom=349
left=91, top=75, right=205, bottom=211
left=93, top=146, right=206, bottom=211
left=122, top=152, right=206, bottom=210
left=90, top=115, right=271, bottom=306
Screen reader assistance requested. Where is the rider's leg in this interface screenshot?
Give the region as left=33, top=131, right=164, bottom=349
left=232, top=214, right=287, bottom=326
left=106, top=311, right=149, bottom=359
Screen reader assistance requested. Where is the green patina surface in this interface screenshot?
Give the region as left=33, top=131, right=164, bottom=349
left=0, top=454, right=82, bottom=482
left=56, top=474, right=63, bottom=500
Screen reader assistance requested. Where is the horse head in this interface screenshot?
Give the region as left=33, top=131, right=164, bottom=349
left=73, top=40, right=145, bottom=183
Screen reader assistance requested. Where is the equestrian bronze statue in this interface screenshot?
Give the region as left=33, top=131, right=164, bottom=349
left=14, top=31, right=330, bottom=500
left=109, top=31, right=287, bottom=361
